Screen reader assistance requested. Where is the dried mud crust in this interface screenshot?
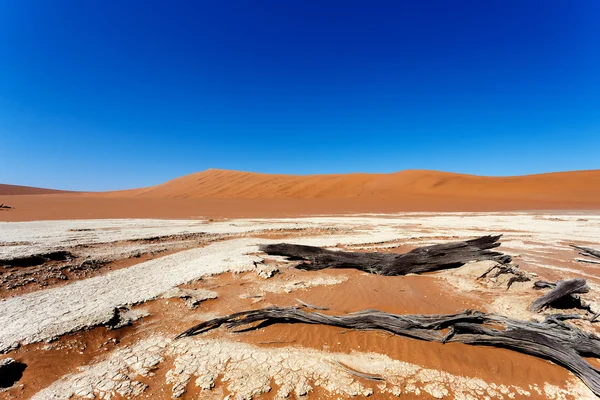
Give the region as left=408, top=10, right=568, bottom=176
left=1, top=214, right=600, bottom=399
left=0, top=228, right=344, bottom=298
left=0, top=235, right=209, bottom=298
left=31, top=335, right=594, bottom=400
left=3, top=265, right=598, bottom=400
left=12, top=263, right=594, bottom=400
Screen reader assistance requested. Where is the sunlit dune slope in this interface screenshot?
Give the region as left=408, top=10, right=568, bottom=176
left=106, top=168, right=600, bottom=203
left=0, top=184, right=73, bottom=196
left=2, top=169, right=599, bottom=221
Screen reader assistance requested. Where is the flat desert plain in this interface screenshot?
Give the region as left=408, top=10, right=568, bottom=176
left=1, top=170, right=600, bottom=400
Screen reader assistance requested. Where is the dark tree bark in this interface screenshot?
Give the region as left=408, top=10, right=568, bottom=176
left=534, top=281, right=557, bottom=290
left=260, top=235, right=511, bottom=276
left=176, top=306, right=600, bottom=397
left=530, top=278, right=590, bottom=312
left=572, top=245, right=600, bottom=260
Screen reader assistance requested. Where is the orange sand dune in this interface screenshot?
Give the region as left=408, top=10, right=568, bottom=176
left=114, top=168, right=600, bottom=203
left=0, top=184, right=73, bottom=196
left=1, top=169, right=599, bottom=221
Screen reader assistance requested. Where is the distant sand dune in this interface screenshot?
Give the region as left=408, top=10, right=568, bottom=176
left=0, top=184, right=72, bottom=196
left=1, top=169, right=599, bottom=221
left=110, top=168, right=600, bottom=202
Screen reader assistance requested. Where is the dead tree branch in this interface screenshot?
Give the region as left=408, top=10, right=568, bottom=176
left=477, top=263, right=531, bottom=289
left=176, top=306, right=600, bottom=396
left=260, top=235, right=511, bottom=276
left=572, top=245, right=600, bottom=260
left=530, top=278, right=590, bottom=313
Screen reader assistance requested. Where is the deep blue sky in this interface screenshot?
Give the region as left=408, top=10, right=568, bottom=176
left=1, top=0, right=599, bottom=190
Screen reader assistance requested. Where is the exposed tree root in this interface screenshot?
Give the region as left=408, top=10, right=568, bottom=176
left=477, top=263, right=531, bottom=289
left=176, top=306, right=600, bottom=396
left=260, top=235, right=511, bottom=276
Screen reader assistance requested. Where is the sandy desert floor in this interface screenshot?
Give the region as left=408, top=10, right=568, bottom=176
left=1, top=213, right=600, bottom=399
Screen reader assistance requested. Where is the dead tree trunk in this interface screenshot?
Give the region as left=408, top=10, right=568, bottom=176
left=530, top=278, right=590, bottom=312
left=260, top=235, right=511, bottom=276
left=572, top=245, right=600, bottom=260
left=176, top=306, right=600, bottom=397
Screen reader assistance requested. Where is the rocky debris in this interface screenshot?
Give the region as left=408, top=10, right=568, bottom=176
left=0, top=358, right=26, bottom=389
left=67, top=258, right=108, bottom=273
left=162, top=287, right=218, bottom=309
left=253, top=260, right=279, bottom=279
left=0, top=251, right=73, bottom=268
left=105, top=307, right=150, bottom=330
left=0, top=258, right=111, bottom=295
left=32, top=335, right=593, bottom=400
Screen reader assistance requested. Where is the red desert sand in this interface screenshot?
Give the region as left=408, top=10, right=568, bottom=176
left=1, top=169, right=599, bottom=221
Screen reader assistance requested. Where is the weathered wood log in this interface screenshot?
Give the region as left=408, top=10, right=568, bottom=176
left=534, top=280, right=556, bottom=290
left=572, top=245, right=600, bottom=260
left=176, top=306, right=600, bottom=396
left=576, top=258, right=600, bottom=265
left=530, top=278, right=590, bottom=312
left=260, top=235, right=511, bottom=276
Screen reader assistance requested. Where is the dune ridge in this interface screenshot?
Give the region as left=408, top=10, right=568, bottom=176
left=1, top=169, right=599, bottom=221
left=109, top=168, right=600, bottom=202
left=0, top=184, right=73, bottom=196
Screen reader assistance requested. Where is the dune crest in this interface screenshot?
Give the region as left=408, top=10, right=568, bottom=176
left=108, top=168, right=600, bottom=202
left=0, top=184, right=73, bottom=196
left=2, top=169, right=599, bottom=221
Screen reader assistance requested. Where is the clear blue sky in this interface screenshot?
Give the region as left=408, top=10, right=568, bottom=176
left=1, top=0, right=599, bottom=190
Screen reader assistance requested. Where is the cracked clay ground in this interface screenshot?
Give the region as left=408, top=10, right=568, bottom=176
left=1, top=213, right=600, bottom=399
